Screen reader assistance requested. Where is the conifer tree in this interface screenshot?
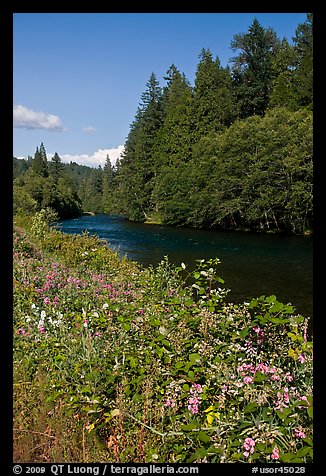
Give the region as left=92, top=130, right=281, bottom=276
left=230, top=18, right=281, bottom=117
left=32, top=145, right=48, bottom=177
left=193, top=48, right=237, bottom=137
left=39, top=142, right=49, bottom=177
left=155, top=64, right=194, bottom=166
left=102, top=154, right=115, bottom=213
left=117, top=73, right=163, bottom=220
left=292, top=13, right=313, bottom=109
left=50, top=152, right=64, bottom=183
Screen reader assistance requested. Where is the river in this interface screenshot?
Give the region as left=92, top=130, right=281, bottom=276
left=57, top=214, right=313, bottom=319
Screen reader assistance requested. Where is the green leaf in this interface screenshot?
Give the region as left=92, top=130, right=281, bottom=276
left=269, top=301, right=285, bottom=313
left=296, top=446, right=311, bottom=457
left=303, top=437, right=313, bottom=446
left=231, top=452, right=243, bottom=460
left=181, top=422, right=198, bottom=431
left=255, top=443, right=266, bottom=452
left=193, top=447, right=207, bottom=459
left=276, top=408, right=291, bottom=420
left=189, top=353, right=201, bottom=363
left=265, top=295, right=277, bottom=302
left=244, top=402, right=259, bottom=413
left=251, top=452, right=261, bottom=460
left=197, top=431, right=211, bottom=443
left=254, top=371, right=267, bottom=383
left=248, top=299, right=258, bottom=308
left=281, top=453, right=295, bottom=462
left=239, top=328, right=250, bottom=338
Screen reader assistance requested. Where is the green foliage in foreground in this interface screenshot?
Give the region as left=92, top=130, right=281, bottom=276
left=13, top=212, right=313, bottom=463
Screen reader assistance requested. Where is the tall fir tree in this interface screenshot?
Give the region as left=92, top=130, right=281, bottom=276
left=49, top=152, right=64, bottom=183
left=39, top=142, right=49, bottom=177
left=291, top=13, right=313, bottom=109
left=32, top=145, right=48, bottom=177
left=117, top=72, right=163, bottom=221
left=230, top=18, right=281, bottom=117
left=155, top=64, right=194, bottom=166
left=193, top=48, right=237, bottom=137
left=102, top=154, right=115, bottom=213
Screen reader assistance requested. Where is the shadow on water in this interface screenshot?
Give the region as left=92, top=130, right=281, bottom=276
left=58, top=214, right=313, bottom=321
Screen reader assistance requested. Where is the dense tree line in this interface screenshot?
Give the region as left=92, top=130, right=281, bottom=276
left=13, top=152, right=117, bottom=217
left=13, top=16, right=313, bottom=234
left=13, top=145, right=83, bottom=219
left=112, top=15, right=313, bottom=234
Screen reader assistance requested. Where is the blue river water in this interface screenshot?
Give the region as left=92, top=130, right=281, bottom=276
left=57, top=214, right=313, bottom=319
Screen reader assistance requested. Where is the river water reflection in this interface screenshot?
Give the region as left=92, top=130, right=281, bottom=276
left=58, top=214, right=313, bottom=319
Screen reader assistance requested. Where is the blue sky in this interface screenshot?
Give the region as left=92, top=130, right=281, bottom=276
left=13, top=12, right=308, bottom=168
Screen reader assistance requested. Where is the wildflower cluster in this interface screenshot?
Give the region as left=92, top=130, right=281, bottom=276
left=187, top=383, right=203, bottom=414
left=13, top=226, right=313, bottom=464
left=243, top=437, right=256, bottom=458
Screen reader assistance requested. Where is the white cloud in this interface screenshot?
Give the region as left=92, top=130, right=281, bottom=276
left=13, top=105, right=65, bottom=131
left=82, top=126, right=96, bottom=133
left=59, top=145, right=125, bottom=168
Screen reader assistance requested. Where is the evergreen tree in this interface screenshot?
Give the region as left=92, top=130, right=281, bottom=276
left=102, top=154, right=115, bottom=213
left=230, top=18, right=281, bottom=117
left=155, top=64, right=194, bottom=166
left=291, top=13, right=313, bottom=109
left=78, top=167, right=103, bottom=213
left=193, top=48, right=237, bottom=137
left=117, top=73, right=164, bottom=221
left=49, top=152, right=64, bottom=183
left=32, top=143, right=48, bottom=177
left=39, top=142, right=49, bottom=177
left=269, top=38, right=298, bottom=110
left=269, top=14, right=313, bottom=111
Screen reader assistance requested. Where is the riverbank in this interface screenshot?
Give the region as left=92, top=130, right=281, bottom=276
left=58, top=213, right=313, bottom=320
left=13, top=212, right=313, bottom=463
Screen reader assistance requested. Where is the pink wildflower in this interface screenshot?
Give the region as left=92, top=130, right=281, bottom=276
left=256, top=362, right=270, bottom=374
left=294, top=428, right=306, bottom=439
left=164, top=398, right=176, bottom=408
left=39, top=325, right=45, bottom=333
left=271, top=373, right=281, bottom=381
left=298, top=354, right=305, bottom=364
left=187, top=383, right=203, bottom=414
left=283, top=387, right=290, bottom=404
left=243, top=375, right=254, bottom=384
left=284, top=372, right=294, bottom=382
left=274, top=389, right=290, bottom=411
left=243, top=438, right=256, bottom=458
left=190, top=383, right=203, bottom=394
left=271, top=447, right=279, bottom=460
left=253, top=326, right=265, bottom=338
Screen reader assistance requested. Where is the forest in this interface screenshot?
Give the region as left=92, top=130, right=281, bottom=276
left=13, top=15, right=313, bottom=235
